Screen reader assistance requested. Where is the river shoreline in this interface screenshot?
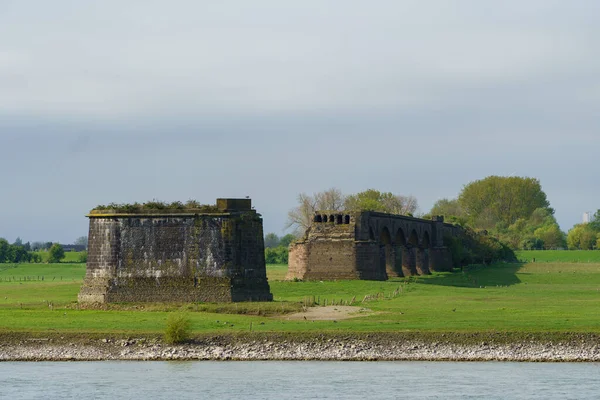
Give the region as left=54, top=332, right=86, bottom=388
left=2, top=333, right=600, bottom=362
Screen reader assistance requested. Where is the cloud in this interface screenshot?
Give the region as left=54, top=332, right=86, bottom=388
left=1, top=1, right=598, bottom=118
left=0, top=0, right=598, bottom=241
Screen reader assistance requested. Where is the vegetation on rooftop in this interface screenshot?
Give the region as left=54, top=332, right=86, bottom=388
left=91, top=200, right=220, bottom=214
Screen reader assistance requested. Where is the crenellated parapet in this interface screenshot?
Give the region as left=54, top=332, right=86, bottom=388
left=287, top=211, right=461, bottom=281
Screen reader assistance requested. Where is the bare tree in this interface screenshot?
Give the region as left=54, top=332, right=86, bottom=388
left=286, top=188, right=345, bottom=236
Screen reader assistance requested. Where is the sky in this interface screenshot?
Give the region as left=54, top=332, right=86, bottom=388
left=1, top=0, right=599, bottom=244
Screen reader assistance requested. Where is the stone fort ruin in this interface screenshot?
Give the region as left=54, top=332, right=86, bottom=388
left=287, top=211, right=461, bottom=281
left=78, top=198, right=273, bottom=303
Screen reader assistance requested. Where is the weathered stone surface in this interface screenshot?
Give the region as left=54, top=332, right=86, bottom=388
left=287, top=211, right=461, bottom=281
left=79, top=199, right=272, bottom=303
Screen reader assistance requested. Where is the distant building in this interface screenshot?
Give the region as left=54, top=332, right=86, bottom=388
left=583, top=212, right=592, bottom=224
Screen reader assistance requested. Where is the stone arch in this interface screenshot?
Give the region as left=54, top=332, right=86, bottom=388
left=328, top=215, right=335, bottom=223
left=399, top=228, right=419, bottom=277
left=408, top=229, right=419, bottom=246
left=314, top=215, right=323, bottom=223
left=421, top=230, right=431, bottom=248
left=390, top=227, right=408, bottom=277
left=395, top=227, right=407, bottom=246
left=344, top=215, right=350, bottom=224
left=379, top=227, right=392, bottom=280
left=380, top=227, right=391, bottom=244
left=416, top=230, right=431, bottom=275
left=336, top=214, right=343, bottom=224
left=322, top=214, right=328, bottom=222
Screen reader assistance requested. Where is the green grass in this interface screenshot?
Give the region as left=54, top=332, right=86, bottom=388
left=266, top=264, right=288, bottom=281
left=1, top=261, right=600, bottom=335
left=515, top=250, right=600, bottom=263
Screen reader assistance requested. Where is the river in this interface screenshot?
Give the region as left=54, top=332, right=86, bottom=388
left=2, top=361, right=599, bottom=399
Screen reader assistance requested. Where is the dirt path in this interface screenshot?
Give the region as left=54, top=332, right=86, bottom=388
left=280, top=306, right=374, bottom=321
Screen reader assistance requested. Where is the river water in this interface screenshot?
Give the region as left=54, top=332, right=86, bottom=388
left=2, top=361, right=599, bottom=399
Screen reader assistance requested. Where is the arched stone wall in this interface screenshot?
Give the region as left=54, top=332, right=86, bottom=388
left=287, top=210, right=459, bottom=281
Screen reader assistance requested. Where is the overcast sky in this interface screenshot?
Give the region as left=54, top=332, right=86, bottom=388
left=1, top=0, right=599, bottom=243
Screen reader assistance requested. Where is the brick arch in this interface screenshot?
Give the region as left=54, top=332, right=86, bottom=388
left=395, top=227, right=407, bottom=246
left=379, top=226, right=392, bottom=280
left=422, top=230, right=431, bottom=248
left=408, top=229, right=419, bottom=246
left=380, top=226, right=392, bottom=245
left=379, top=224, right=393, bottom=242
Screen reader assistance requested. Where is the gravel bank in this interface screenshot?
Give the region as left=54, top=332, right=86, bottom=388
left=2, top=336, right=600, bottom=362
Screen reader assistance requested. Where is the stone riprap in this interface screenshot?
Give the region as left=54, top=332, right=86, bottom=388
left=78, top=198, right=272, bottom=304
left=288, top=211, right=461, bottom=281
left=2, top=337, right=600, bottom=362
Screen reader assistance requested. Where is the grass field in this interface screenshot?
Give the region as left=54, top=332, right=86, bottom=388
left=1, top=261, right=600, bottom=335
left=515, top=250, right=600, bottom=263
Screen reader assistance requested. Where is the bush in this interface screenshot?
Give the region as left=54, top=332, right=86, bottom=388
left=446, top=229, right=516, bottom=267
left=78, top=251, right=88, bottom=263
left=164, top=313, right=191, bottom=344
left=265, top=246, right=288, bottom=264
left=47, top=243, right=65, bottom=263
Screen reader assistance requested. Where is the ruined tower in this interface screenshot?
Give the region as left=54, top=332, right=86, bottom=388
left=78, top=198, right=273, bottom=303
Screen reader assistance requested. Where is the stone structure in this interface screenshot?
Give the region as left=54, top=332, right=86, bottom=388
left=287, top=211, right=461, bottom=281
left=79, top=199, right=272, bottom=303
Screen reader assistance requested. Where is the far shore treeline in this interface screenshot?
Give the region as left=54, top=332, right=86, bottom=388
left=266, top=176, right=600, bottom=266
left=0, top=237, right=88, bottom=264
left=2, top=175, right=599, bottom=267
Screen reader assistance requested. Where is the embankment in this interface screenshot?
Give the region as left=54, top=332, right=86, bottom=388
left=2, top=332, right=600, bottom=362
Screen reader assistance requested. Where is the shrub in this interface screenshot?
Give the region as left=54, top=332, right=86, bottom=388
left=265, top=246, right=289, bottom=264
left=164, top=313, right=191, bottom=344
left=78, top=251, right=88, bottom=263
left=47, top=243, right=65, bottom=263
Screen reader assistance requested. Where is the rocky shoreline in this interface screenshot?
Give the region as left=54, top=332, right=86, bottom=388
left=2, top=336, right=600, bottom=362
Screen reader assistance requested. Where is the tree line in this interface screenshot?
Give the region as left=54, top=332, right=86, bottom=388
left=0, top=236, right=88, bottom=264
left=429, top=176, right=566, bottom=251
left=567, top=211, right=600, bottom=250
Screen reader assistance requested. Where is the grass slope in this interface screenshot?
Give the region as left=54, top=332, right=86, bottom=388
left=1, top=261, right=600, bottom=335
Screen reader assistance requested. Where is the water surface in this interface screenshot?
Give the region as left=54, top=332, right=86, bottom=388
left=2, top=361, right=599, bottom=399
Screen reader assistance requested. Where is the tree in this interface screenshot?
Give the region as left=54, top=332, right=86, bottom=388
left=7, top=246, right=29, bottom=263
left=458, top=176, right=551, bottom=228
left=74, top=236, right=88, bottom=249
left=286, top=188, right=345, bottom=235
left=264, top=233, right=280, bottom=248
left=47, top=243, right=65, bottom=263
left=430, top=198, right=462, bottom=218
left=344, top=189, right=418, bottom=215
left=0, top=238, right=9, bottom=263
left=567, top=224, right=596, bottom=250
left=13, top=237, right=23, bottom=246
left=534, top=225, right=566, bottom=249
left=588, top=210, right=600, bottom=231
left=279, top=234, right=296, bottom=248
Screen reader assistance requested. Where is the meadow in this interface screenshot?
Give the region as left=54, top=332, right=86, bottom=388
left=515, top=249, right=600, bottom=263
left=1, top=251, right=600, bottom=336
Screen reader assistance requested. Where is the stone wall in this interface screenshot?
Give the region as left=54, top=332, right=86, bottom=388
left=287, top=211, right=460, bottom=281
left=79, top=199, right=272, bottom=303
